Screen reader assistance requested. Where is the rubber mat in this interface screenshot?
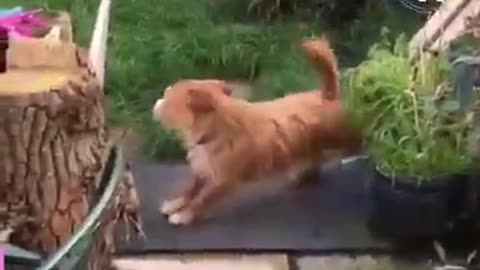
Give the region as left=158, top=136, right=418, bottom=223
left=115, top=158, right=392, bottom=254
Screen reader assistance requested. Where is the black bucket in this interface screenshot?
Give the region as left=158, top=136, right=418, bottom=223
left=368, top=167, right=474, bottom=240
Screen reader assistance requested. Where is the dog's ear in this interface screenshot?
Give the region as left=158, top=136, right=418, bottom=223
left=187, top=88, right=215, bottom=113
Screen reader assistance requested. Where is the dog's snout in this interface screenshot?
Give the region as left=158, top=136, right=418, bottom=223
left=152, top=99, right=165, bottom=121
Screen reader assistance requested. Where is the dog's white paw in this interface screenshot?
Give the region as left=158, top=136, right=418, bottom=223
left=160, top=197, right=186, bottom=215
left=168, top=210, right=194, bottom=225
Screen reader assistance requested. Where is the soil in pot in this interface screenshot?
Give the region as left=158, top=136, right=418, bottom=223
left=367, top=167, right=474, bottom=241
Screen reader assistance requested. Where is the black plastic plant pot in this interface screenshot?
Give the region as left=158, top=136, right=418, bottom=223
left=368, top=166, right=473, bottom=240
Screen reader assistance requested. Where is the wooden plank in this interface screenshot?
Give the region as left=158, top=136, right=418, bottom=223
left=409, top=0, right=469, bottom=51
left=427, top=0, right=480, bottom=50
left=408, top=0, right=479, bottom=59
left=89, top=0, right=112, bottom=89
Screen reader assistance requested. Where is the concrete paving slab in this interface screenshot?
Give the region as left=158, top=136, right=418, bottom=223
left=297, top=255, right=378, bottom=270
left=296, top=255, right=426, bottom=270
left=114, top=254, right=289, bottom=270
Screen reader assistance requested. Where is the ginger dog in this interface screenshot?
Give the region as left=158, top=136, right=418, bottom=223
left=152, top=37, right=362, bottom=225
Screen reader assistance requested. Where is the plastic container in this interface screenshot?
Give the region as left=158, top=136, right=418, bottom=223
left=368, top=167, right=473, bottom=240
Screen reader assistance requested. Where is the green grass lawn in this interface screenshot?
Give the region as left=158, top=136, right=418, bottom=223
left=3, top=0, right=423, bottom=160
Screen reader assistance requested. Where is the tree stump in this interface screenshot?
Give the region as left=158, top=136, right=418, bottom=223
left=0, top=33, right=140, bottom=269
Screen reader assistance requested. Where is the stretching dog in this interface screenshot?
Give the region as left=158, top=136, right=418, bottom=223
left=152, top=36, right=362, bottom=225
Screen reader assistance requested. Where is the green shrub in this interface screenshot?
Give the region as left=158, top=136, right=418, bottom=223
left=345, top=33, right=473, bottom=181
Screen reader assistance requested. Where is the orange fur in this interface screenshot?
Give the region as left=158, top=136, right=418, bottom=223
left=152, top=37, right=362, bottom=225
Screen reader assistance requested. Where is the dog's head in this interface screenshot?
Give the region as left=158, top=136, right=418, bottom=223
left=152, top=79, right=232, bottom=131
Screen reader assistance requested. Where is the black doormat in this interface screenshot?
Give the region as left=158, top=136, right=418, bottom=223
left=115, top=158, right=394, bottom=254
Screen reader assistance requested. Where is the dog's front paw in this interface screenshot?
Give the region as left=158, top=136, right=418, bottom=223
left=160, top=197, right=186, bottom=215
left=168, top=209, right=195, bottom=225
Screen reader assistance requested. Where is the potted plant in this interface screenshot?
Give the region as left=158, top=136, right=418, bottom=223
left=344, top=34, right=477, bottom=239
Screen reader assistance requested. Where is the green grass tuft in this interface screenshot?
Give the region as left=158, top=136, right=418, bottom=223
left=344, top=35, right=473, bottom=181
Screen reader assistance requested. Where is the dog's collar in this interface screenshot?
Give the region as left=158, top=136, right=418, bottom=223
left=188, top=132, right=214, bottom=150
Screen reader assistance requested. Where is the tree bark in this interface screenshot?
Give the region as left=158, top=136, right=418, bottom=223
left=0, top=47, right=103, bottom=249
left=0, top=36, right=140, bottom=268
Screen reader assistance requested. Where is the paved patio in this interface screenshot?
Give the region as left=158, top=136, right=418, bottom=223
left=114, top=254, right=426, bottom=270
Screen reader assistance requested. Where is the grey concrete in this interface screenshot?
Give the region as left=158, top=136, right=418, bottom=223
left=296, top=256, right=426, bottom=270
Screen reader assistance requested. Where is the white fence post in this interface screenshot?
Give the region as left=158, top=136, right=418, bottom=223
left=89, top=0, right=112, bottom=89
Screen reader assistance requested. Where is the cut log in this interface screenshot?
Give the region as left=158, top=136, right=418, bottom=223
left=0, top=47, right=105, bottom=251
left=0, top=1, right=142, bottom=267
left=7, top=34, right=81, bottom=69
left=45, top=11, right=74, bottom=43
left=0, top=22, right=140, bottom=270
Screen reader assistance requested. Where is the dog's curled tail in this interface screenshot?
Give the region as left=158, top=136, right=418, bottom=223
left=301, top=36, right=340, bottom=100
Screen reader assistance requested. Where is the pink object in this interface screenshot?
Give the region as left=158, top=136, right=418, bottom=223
left=0, top=9, right=49, bottom=37
left=0, top=247, right=4, bottom=270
